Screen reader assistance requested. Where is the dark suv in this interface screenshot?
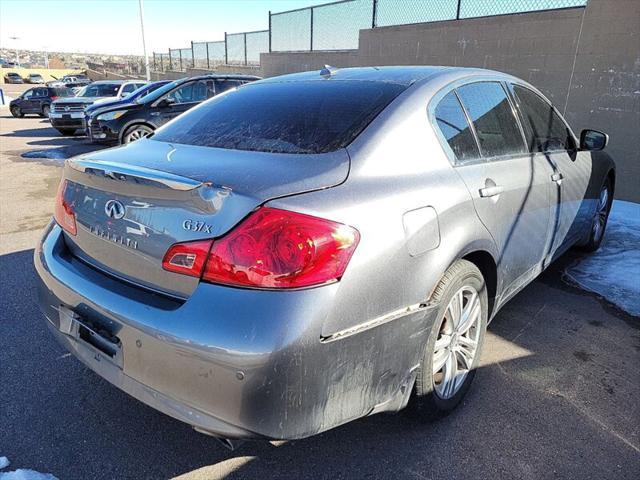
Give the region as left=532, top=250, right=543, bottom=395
left=87, top=74, right=260, bottom=144
left=9, top=87, right=73, bottom=118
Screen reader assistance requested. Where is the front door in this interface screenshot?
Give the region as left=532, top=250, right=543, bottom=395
left=20, top=89, right=36, bottom=112
left=508, top=83, right=592, bottom=261
left=445, top=81, right=554, bottom=299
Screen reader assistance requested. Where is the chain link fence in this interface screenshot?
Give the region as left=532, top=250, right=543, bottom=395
left=153, top=0, right=588, bottom=70
left=270, top=0, right=588, bottom=51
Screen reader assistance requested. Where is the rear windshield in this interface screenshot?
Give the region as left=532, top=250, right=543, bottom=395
left=153, top=80, right=407, bottom=154
left=53, top=88, right=73, bottom=97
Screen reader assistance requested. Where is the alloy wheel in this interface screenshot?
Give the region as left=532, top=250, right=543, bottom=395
left=592, top=185, right=610, bottom=243
left=432, top=285, right=482, bottom=400
left=125, top=126, right=152, bottom=144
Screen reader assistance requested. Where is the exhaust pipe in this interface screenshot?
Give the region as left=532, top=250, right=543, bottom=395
left=193, top=426, right=245, bottom=451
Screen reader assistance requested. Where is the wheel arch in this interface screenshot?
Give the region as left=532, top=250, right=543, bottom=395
left=461, top=250, right=498, bottom=321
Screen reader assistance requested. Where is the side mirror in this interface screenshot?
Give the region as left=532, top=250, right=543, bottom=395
left=580, top=129, right=608, bottom=151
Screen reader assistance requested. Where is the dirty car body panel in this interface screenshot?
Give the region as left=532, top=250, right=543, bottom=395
left=35, top=67, right=615, bottom=440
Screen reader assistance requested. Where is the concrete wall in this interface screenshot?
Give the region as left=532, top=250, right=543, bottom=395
left=259, top=0, right=639, bottom=202
left=260, top=51, right=360, bottom=78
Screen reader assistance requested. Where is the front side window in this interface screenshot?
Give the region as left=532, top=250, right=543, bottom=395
left=457, top=82, right=526, bottom=158
left=23, top=90, right=34, bottom=99
left=167, top=80, right=209, bottom=104
left=433, top=91, right=480, bottom=164
left=512, top=85, right=574, bottom=152
left=153, top=80, right=407, bottom=154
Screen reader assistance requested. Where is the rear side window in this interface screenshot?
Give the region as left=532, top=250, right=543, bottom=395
left=457, top=82, right=526, bottom=158
left=512, top=85, right=574, bottom=152
left=167, top=80, right=209, bottom=104
left=215, top=79, right=241, bottom=94
left=53, top=88, right=73, bottom=97
left=434, top=91, right=480, bottom=164
left=153, top=80, right=407, bottom=154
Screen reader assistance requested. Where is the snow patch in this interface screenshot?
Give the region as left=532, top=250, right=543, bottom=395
left=566, top=200, right=640, bottom=316
left=0, top=457, right=57, bottom=480
left=0, top=470, right=59, bottom=480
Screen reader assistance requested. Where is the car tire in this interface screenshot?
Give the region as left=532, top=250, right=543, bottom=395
left=10, top=106, right=23, bottom=118
left=411, top=259, right=488, bottom=420
left=56, top=128, right=76, bottom=136
left=578, top=177, right=613, bottom=253
left=122, top=124, right=154, bottom=144
left=41, top=105, right=51, bottom=118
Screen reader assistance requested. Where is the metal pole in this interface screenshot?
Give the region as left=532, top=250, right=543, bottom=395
left=224, top=32, right=228, bottom=64
left=456, top=0, right=461, bottom=20
left=138, top=0, right=150, bottom=80
left=244, top=33, right=247, bottom=66
left=268, top=11, right=272, bottom=52
left=206, top=43, right=210, bottom=70
left=372, top=0, right=377, bottom=28
left=179, top=49, right=183, bottom=71
left=310, top=7, right=314, bottom=51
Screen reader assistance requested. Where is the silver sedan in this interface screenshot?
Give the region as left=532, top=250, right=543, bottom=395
left=35, top=66, right=615, bottom=446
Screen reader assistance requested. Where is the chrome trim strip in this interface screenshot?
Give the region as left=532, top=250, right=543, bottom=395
left=67, top=159, right=202, bottom=191
left=320, top=303, right=429, bottom=343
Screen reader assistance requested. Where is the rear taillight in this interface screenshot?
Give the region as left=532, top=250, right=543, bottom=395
left=54, top=180, right=77, bottom=235
left=162, top=207, right=360, bottom=289
left=50, top=96, right=59, bottom=101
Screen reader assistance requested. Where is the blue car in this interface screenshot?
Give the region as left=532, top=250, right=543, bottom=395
left=84, top=80, right=170, bottom=123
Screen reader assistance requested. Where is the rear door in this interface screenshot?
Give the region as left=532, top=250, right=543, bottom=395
left=154, top=79, right=209, bottom=126
left=33, top=88, right=49, bottom=112
left=437, top=81, right=554, bottom=298
left=508, top=83, right=591, bottom=260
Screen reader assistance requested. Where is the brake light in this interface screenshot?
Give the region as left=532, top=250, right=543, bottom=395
left=163, top=208, right=360, bottom=289
left=50, top=96, right=59, bottom=101
left=54, top=180, right=77, bottom=235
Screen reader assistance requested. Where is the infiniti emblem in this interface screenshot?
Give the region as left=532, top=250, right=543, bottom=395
left=104, top=200, right=125, bottom=219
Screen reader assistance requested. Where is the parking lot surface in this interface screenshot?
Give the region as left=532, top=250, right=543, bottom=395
left=1, top=113, right=639, bottom=480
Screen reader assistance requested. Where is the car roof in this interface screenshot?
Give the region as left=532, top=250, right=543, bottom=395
left=91, top=80, right=126, bottom=84
left=177, top=74, right=262, bottom=83
left=258, top=66, right=510, bottom=86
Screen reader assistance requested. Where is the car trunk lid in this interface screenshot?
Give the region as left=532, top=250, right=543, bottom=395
left=60, top=139, right=349, bottom=298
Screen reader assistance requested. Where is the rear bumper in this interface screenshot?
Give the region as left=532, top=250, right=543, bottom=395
left=34, top=222, right=435, bottom=439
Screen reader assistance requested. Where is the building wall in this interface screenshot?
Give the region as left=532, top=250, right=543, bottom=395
left=259, top=0, right=640, bottom=201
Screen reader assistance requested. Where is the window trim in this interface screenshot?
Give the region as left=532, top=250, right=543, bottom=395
left=507, top=82, right=578, bottom=154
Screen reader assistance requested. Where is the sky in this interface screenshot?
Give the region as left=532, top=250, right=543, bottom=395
left=0, top=0, right=318, bottom=56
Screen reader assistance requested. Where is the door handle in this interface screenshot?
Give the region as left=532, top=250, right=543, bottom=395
left=479, top=185, right=504, bottom=198
left=551, top=172, right=564, bottom=183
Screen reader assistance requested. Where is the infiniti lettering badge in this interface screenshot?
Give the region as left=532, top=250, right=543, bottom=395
left=105, top=200, right=125, bottom=219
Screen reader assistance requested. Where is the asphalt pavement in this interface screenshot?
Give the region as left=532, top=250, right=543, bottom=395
left=0, top=113, right=638, bottom=480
